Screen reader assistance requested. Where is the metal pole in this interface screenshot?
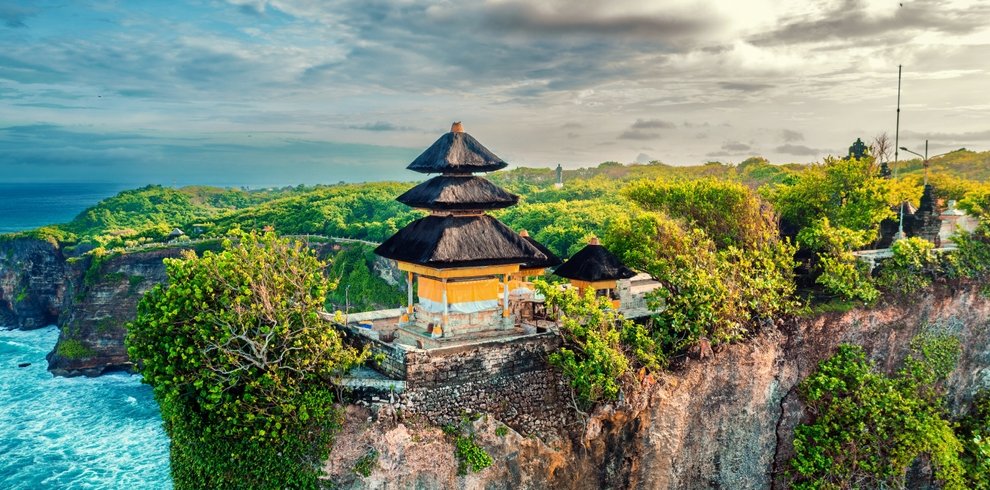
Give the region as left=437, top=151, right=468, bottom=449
left=894, top=65, right=902, bottom=175
left=924, top=139, right=929, bottom=185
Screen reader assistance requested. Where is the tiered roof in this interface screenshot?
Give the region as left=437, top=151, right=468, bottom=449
left=375, top=122, right=549, bottom=268
left=518, top=230, right=562, bottom=270
left=554, top=238, right=636, bottom=282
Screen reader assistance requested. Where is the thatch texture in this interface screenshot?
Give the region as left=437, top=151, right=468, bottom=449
left=374, top=215, right=547, bottom=267
left=554, top=243, right=636, bottom=282
left=520, top=235, right=562, bottom=269
left=407, top=132, right=508, bottom=174
left=397, top=175, right=519, bottom=210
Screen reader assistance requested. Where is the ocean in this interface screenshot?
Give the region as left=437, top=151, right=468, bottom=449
left=0, top=183, right=135, bottom=234
left=0, top=328, right=171, bottom=489
left=1, top=183, right=172, bottom=489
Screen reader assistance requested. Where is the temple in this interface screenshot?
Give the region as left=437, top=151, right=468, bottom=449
left=374, top=122, right=554, bottom=339
left=554, top=237, right=636, bottom=309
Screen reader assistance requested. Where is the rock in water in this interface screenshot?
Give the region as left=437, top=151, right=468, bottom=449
left=18, top=362, right=31, bottom=368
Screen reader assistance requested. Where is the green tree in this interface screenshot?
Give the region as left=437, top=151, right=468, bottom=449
left=127, top=232, right=365, bottom=489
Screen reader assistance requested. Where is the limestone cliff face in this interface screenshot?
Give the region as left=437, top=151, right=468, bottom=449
left=329, top=287, right=990, bottom=489
left=0, top=237, right=67, bottom=330
left=47, top=248, right=188, bottom=377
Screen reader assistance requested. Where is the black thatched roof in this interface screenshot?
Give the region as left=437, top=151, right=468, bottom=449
left=407, top=128, right=508, bottom=174
left=554, top=242, right=636, bottom=282
left=396, top=175, right=519, bottom=211
left=374, top=214, right=547, bottom=268
left=518, top=231, right=562, bottom=270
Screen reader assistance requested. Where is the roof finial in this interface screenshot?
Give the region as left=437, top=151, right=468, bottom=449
left=589, top=236, right=600, bottom=246
left=519, top=229, right=529, bottom=237
left=451, top=121, right=464, bottom=133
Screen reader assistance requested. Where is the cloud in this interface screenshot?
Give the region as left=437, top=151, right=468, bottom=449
left=619, top=130, right=660, bottom=140
left=346, top=121, right=413, bottom=132
left=631, top=118, right=676, bottom=129
left=751, top=0, right=990, bottom=47
left=635, top=153, right=653, bottom=163
left=901, top=129, right=990, bottom=143
left=721, top=141, right=751, bottom=152
left=775, top=144, right=824, bottom=156
left=560, top=122, right=585, bottom=129
left=719, top=81, right=772, bottom=92
left=780, top=129, right=804, bottom=142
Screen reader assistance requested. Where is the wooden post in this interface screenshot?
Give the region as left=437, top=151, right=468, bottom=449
left=502, top=274, right=510, bottom=318
left=406, top=271, right=414, bottom=316
left=441, top=278, right=448, bottom=336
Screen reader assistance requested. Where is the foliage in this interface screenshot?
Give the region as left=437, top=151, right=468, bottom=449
left=324, top=244, right=404, bottom=312
left=56, top=338, right=95, bottom=359
left=353, top=448, right=379, bottom=478
left=126, top=232, right=366, bottom=489
left=764, top=156, right=893, bottom=235
left=876, top=237, right=939, bottom=295
left=454, top=434, right=494, bottom=475
left=605, top=208, right=797, bottom=361
left=798, top=217, right=878, bottom=302
left=790, top=334, right=967, bottom=489
left=537, top=281, right=638, bottom=408
left=946, top=224, right=990, bottom=281
left=956, top=390, right=990, bottom=488
left=624, top=178, right=776, bottom=249
left=496, top=200, right=628, bottom=258
left=495, top=425, right=509, bottom=437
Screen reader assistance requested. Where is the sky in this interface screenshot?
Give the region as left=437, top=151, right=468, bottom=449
left=1, top=0, right=989, bottom=185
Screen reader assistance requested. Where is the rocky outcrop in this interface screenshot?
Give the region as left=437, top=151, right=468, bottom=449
left=0, top=237, right=67, bottom=330
left=47, top=248, right=188, bottom=377
left=329, top=286, right=990, bottom=489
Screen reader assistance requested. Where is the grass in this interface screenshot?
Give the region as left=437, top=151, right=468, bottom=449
left=57, top=339, right=95, bottom=359
left=352, top=448, right=379, bottom=478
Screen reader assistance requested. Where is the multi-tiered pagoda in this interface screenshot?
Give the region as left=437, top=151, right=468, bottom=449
left=375, top=123, right=553, bottom=338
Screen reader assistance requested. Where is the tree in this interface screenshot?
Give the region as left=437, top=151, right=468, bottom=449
left=127, top=232, right=365, bottom=489
left=870, top=132, right=893, bottom=165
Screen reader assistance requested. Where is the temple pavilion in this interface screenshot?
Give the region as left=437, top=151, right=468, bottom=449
left=554, top=237, right=636, bottom=309
left=374, top=123, right=554, bottom=338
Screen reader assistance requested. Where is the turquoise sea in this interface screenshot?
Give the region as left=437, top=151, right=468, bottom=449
left=1, top=183, right=172, bottom=489
left=0, top=327, right=172, bottom=489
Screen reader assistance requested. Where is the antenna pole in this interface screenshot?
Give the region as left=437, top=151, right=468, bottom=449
left=894, top=65, right=902, bottom=176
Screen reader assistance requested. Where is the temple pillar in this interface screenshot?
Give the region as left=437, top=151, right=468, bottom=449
left=406, top=271, right=414, bottom=316
left=502, top=273, right=510, bottom=318
left=441, top=278, right=449, bottom=336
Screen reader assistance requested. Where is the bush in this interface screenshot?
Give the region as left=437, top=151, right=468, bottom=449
left=876, top=237, right=939, bottom=295
left=56, top=338, right=94, bottom=359
left=790, top=334, right=967, bottom=489
left=127, top=232, right=366, bottom=489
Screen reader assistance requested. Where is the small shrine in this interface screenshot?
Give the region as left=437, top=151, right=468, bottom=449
left=374, top=122, right=553, bottom=338
left=554, top=237, right=636, bottom=308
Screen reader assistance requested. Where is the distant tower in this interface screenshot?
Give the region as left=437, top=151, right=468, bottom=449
left=554, top=164, right=563, bottom=189
left=848, top=138, right=868, bottom=160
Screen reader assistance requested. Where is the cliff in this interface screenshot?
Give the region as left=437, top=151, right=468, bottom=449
left=46, top=248, right=190, bottom=377
left=325, top=286, right=990, bottom=489
left=0, top=237, right=67, bottom=330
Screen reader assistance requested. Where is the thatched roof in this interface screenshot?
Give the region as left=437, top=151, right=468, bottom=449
left=397, top=175, right=519, bottom=210
left=518, top=230, right=562, bottom=269
left=374, top=214, right=546, bottom=268
left=407, top=123, right=508, bottom=174
left=554, top=239, right=636, bottom=282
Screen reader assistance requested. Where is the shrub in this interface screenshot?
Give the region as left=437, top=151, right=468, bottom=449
left=876, top=237, right=939, bottom=295
left=790, top=334, right=967, bottom=489
left=353, top=448, right=379, bottom=478
left=454, top=435, right=493, bottom=475
left=56, top=339, right=95, bottom=359
left=127, top=232, right=366, bottom=489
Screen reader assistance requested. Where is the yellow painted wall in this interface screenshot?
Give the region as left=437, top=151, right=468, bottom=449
left=418, top=277, right=500, bottom=304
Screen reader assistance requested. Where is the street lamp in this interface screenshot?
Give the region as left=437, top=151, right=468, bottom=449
left=899, top=139, right=951, bottom=185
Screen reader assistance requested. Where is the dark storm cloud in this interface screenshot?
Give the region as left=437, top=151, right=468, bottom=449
left=751, top=0, right=990, bottom=46
left=775, top=144, right=824, bottom=156
left=631, top=119, right=676, bottom=129
left=719, top=81, right=773, bottom=92
left=780, top=129, right=804, bottom=142
left=619, top=130, right=660, bottom=141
